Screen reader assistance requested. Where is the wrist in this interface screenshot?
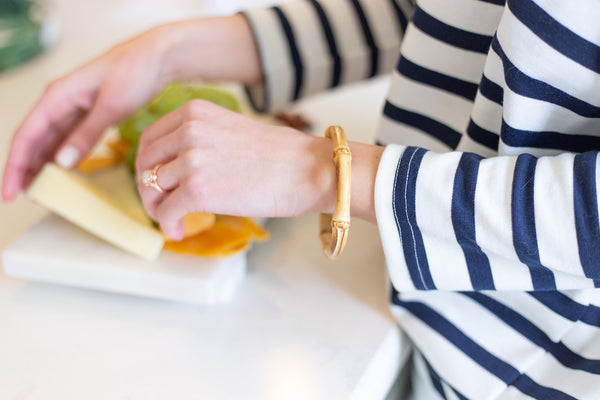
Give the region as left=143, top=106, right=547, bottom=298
left=308, top=135, right=383, bottom=224
left=349, top=142, right=384, bottom=223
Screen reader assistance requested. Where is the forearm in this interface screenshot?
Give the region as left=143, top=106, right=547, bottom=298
left=154, top=14, right=262, bottom=86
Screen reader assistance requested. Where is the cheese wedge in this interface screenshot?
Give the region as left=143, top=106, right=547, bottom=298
left=27, top=163, right=164, bottom=261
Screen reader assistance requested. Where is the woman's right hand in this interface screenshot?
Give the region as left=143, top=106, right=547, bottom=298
left=1, top=14, right=261, bottom=202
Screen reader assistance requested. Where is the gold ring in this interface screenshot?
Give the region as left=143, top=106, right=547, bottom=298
left=141, top=164, right=165, bottom=193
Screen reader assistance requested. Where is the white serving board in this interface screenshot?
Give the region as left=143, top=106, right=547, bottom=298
left=2, top=214, right=247, bottom=304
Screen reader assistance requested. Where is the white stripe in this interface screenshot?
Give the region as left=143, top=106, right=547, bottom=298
left=359, top=0, right=404, bottom=75
left=561, top=320, right=600, bottom=359
left=503, top=91, right=600, bottom=137
left=393, top=293, right=514, bottom=399
left=442, top=382, right=462, bottom=400
left=484, top=292, right=576, bottom=341
left=482, top=46, right=507, bottom=90
left=377, top=116, right=454, bottom=152
left=243, top=7, right=295, bottom=111
left=401, top=23, right=489, bottom=83
left=498, top=143, right=566, bottom=158
left=470, top=92, right=503, bottom=135
left=415, top=151, right=473, bottom=290
left=411, top=350, right=445, bottom=400
left=419, top=0, right=505, bottom=36
left=533, top=154, right=587, bottom=281
left=455, top=133, right=498, bottom=158
left=386, top=70, right=474, bottom=134
left=318, top=0, right=370, bottom=85
left=474, top=155, right=535, bottom=290
left=533, top=0, right=600, bottom=46
left=375, top=145, right=417, bottom=291
left=496, top=7, right=600, bottom=108
left=401, top=292, right=549, bottom=376
left=496, top=385, right=536, bottom=399
left=279, top=1, right=331, bottom=98
left=523, top=353, right=600, bottom=398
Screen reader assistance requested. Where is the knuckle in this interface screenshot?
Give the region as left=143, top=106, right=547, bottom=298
left=179, top=120, right=201, bottom=145
left=181, top=148, right=203, bottom=171
left=181, top=175, right=204, bottom=203
left=183, top=98, right=211, bottom=118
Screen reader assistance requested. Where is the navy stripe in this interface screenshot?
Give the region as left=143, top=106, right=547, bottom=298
left=508, top=0, right=600, bottom=73
left=412, top=5, right=493, bottom=54
left=582, top=304, right=600, bottom=326
left=511, top=154, right=557, bottom=290
left=424, top=356, right=447, bottom=398
left=529, top=292, right=600, bottom=327
left=309, top=1, right=341, bottom=88
left=240, top=12, right=270, bottom=112
left=421, top=355, right=446, bottom=399
left=501, top=120, right=600, bottom=153
left=466, top=120, right=499, bottom=151
left=397, top=56, right=479, bottom=101
left=383, top=101, right=462, bottom=149
left=465, top=292, right=600, bottom=374
left=393, top=147, right=436, bottom=290
left=573, top=152, right=600, bottom=280
left=452, top=153, right=495, bottom=290
left=479, top=74, right=504, bottom=105
left=451, top=388, right=469, bottom=400
left=388, top=0, right=408, bottom=33
left=512, top=375, right=576, bottom=400
left=492, top=38, right=600, bottom=118
left=478, top=0, right=505, bottom=5
left=272, top=6, right=303, bottom=101
left=396, top=299, right=576, bottom=399
left=349, top=0, right=379, bottom=77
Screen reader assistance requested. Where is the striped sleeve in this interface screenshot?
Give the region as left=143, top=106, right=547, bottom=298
left=375, top=145, right=600, bottom=292
left=241, top=0, right=413, bottom=112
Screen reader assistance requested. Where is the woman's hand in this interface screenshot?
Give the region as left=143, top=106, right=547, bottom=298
left=135, top=100, right=338, bottom=240
left=2, top=15, right=261, bottom=202
left=1, top=28, right=175, bottom=202
left=136, top=100, right=384, bottom=240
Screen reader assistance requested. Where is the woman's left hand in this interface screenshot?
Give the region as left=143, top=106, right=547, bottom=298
left=136, top=99, right=337, bottom=240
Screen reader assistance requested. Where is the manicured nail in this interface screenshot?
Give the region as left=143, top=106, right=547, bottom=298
left=56, top=146, right=80, bottom=169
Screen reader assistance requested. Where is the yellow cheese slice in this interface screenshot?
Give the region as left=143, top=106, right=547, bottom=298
left=27, top=163, right=164, bottom=261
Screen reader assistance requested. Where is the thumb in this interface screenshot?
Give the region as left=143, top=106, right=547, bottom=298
left=54, top=100, right=121, bottom=169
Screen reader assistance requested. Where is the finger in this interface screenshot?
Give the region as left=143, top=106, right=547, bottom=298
left=144, top=148, right=209, bottom=193
left=136, top=106, right=185, bottom=156
left=155, top=185, right=198, bottom=240
left=22, top=111, right=85, bottom=188
left=135, top=128, right=183, bottom=177
left=2, top=85, right=90, bottom=201
left=136, top=151, right=195, bottom=220
left=137, top=99, right=223, bottom=156
left=137, top=175, right=168, bottom=223
left=54, top=91, right=125, bottom=169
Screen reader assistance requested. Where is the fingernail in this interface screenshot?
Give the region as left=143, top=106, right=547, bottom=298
left=56, top=146, right=80, bottom=169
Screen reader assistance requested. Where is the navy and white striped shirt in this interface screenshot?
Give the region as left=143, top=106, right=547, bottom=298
left=243, top=0, right=600, bottom=398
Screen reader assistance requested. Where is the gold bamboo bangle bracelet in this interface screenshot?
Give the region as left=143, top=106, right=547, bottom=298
left=319, top=126, right=351, bottom=260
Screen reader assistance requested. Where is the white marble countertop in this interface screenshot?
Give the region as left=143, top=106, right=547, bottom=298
left=0, top=1, right=408, bottom=399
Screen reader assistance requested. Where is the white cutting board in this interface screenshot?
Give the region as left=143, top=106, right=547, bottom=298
left=2, top=214, right=247, bottom=304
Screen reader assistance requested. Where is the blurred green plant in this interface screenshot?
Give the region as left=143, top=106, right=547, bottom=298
left=0, top=0, right=45, bottom=71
